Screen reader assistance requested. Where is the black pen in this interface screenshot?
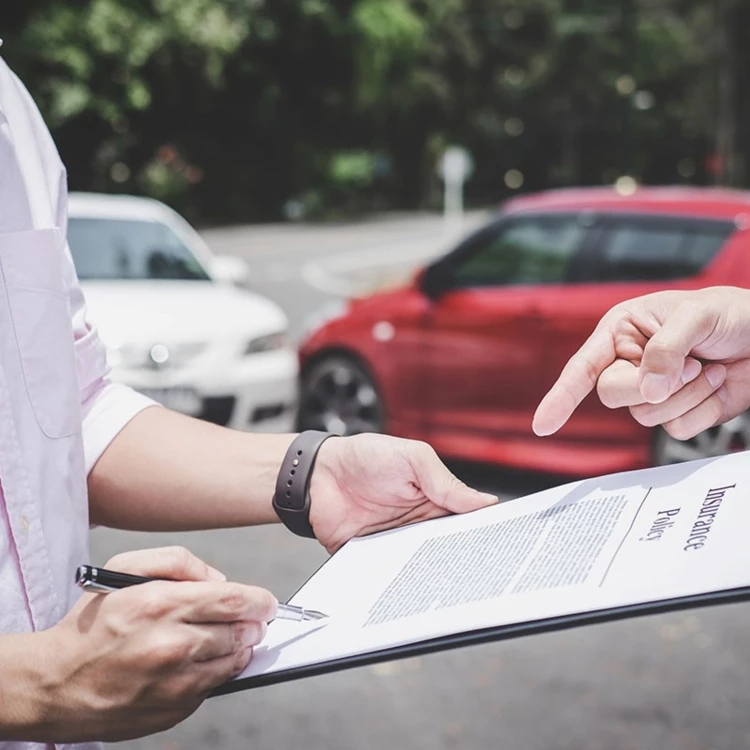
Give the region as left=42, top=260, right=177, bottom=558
left=75, top=565, right=328, bottom=621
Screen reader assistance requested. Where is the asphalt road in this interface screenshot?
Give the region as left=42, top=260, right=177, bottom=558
left=91, top=215, right=750, bottom=750
left=200, top=211, right=490, bottom=339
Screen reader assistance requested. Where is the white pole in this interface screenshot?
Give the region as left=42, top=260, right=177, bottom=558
left=444, top=175, right=464, bottom=238
left=441, top=147, right=469, bottom=239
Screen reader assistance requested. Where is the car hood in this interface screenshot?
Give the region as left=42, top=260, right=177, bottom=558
left=81, top=281, right=289, bottom=346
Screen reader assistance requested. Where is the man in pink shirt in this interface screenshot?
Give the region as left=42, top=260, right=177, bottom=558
left=0, top=52, right=497, bottom=749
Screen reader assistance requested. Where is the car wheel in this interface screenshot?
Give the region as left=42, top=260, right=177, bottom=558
left=652, top=411, right=750, bottom=465
left=297, top=355, right=384, bottom=436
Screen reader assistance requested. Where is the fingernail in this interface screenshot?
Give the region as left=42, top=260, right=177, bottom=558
left=532, top=405, right=560, bottom=437
left=477, top=491, right=500, bottom=505
left=705, top=364, right=726, bottom=390
left=641, top=373, right=670, bottom=404
left=206, top=566, right=227, bottom=582
left=681, top=359, right=702, bottom=384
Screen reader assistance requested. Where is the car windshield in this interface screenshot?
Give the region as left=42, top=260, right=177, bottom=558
left=67, top=217, right=210, bottom=281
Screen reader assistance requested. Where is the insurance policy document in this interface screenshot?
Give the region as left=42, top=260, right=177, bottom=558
left=234, top=451, right=750, bottom=685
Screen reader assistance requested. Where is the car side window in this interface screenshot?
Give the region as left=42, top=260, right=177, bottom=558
left=451, top=216, right=587, bottom=288
left=595, top=220, right=733, bottom=282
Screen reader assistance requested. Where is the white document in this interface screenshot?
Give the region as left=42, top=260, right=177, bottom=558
left=235, top=451, right=750, bottom=685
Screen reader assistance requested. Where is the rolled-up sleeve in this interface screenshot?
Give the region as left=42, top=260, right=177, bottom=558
left=64, top=239, right=158, bottom=474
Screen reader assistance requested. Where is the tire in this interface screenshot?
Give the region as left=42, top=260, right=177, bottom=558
left=652, top=411, right=750, bottom=465
left=297, top=355, right=385, bottom=436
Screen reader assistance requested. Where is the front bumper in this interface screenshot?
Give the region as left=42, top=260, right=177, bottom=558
left=111, top=348, right=299, bottom=432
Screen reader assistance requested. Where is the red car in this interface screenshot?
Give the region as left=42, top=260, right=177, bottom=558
left=297, top=187, right=750, bottom=477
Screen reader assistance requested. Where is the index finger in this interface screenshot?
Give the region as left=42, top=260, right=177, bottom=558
left=144, top=581, right=278, bottom=624
left=106, top=546, right=226, bottom=583
left=532, top=327, right=615, bottom=436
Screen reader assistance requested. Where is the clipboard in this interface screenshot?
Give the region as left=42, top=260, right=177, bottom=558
left=212, top=452, right=750, bottom=696
left=212, top=582, right=750, bottom=696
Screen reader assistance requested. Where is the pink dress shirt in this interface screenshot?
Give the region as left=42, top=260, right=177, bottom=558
left=0, top=56, right=154, bottom=750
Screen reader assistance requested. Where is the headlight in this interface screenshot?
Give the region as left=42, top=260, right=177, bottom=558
left=107, top=341, right=207, bottom=369
left=244, top=331, right=287, bottom=355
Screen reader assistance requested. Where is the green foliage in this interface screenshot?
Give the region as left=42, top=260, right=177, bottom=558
left=14, top=0, right=250, bottom=127
left=2, top=0, right=746, bottom=222
left=352, top=0, right=427, bottom=106
left=329, top=151, right=376, bottom=187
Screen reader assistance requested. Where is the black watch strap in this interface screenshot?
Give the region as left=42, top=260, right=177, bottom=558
left=272, top=431, right=336, bottom=538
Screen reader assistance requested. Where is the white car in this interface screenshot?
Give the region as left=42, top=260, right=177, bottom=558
left=67, top=192, right=298, bottom=431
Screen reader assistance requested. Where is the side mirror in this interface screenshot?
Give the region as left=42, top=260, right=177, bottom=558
left=421, top=262, right=452, bottom=300
left=210, top=255, right=250, bottom=286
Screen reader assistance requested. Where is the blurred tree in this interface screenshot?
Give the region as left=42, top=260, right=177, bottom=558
left=713, top=0, right=742, bottom=185
left=5, top=0, right=254, bottom=214
left=1, top=0, right=745, bottom=222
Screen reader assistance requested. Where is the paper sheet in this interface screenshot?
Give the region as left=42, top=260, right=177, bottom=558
left=236, top=451, right=750, bottom=682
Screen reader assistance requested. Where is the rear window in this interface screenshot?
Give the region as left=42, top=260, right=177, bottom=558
left=596, top=219, right=734, bottom=282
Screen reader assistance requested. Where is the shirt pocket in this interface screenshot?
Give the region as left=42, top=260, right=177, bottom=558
left=0, top=228, right=81, bottom=439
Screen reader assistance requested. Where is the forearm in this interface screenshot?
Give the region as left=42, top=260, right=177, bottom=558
left=0, top=633, right=48, bottom=741
left=88, top=407, right=295, bottom=530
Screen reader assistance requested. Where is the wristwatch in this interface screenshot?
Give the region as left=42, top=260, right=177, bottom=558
left=272, top=431, right=336, bottom=538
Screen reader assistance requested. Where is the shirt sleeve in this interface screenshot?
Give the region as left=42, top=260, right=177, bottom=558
left=64, top=239, right=158, bottom=474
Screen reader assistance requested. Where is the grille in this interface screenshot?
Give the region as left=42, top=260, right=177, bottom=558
left=251, top=403, right=285, bottom=424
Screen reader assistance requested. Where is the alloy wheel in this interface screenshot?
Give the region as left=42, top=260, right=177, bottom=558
left=652, top=412, right=750, bottom=465
left=297, top=356, right=384, bottom=436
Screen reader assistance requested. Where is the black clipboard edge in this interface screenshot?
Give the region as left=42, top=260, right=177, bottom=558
left=211, top=585, right=750, bottom=696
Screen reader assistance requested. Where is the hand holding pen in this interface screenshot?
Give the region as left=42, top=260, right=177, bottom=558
left=77, top=565, right=328, bottom=621
left=40, top=547, right=288, bottom=742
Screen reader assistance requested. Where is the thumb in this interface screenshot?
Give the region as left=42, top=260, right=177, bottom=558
left=639, top=302, right=718, bottom=404
left=411, top=443, right=498, bottom=514
left=104, top=546, right=226, bottom=582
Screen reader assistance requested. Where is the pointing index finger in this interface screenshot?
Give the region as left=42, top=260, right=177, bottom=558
left=533, top=327, right=616, bottom=436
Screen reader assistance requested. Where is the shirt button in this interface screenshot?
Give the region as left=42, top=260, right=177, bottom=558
left=20, top=515, right=29, bottom=535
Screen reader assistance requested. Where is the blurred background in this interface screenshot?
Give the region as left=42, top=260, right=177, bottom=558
left=5, top=1, right=750, bottom=749
left=4, top=0, right=749, bottom=219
